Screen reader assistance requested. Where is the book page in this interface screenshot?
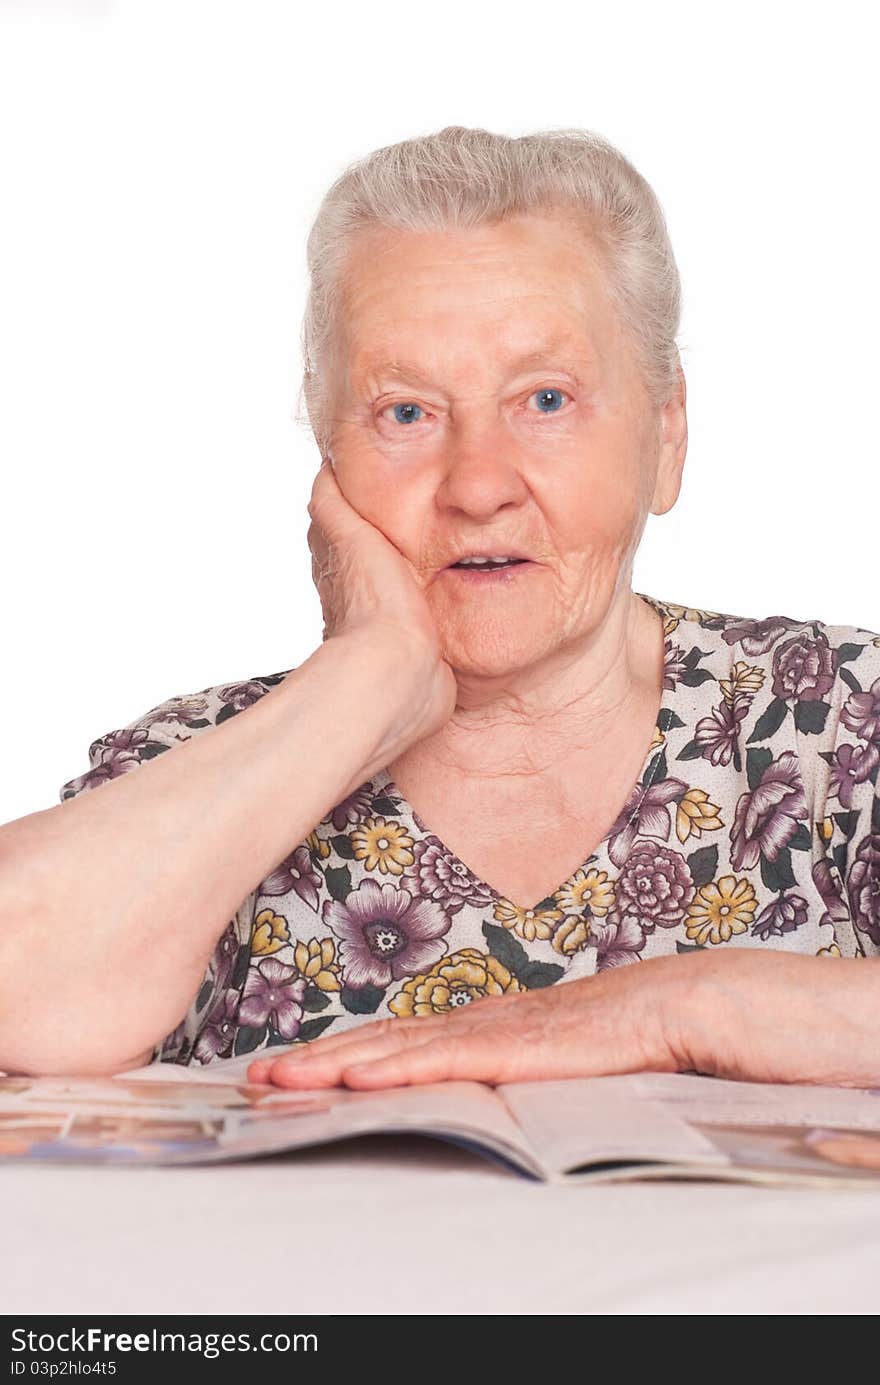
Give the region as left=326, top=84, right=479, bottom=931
left=631, top=1072, right=880, bottom=1131
left=496, top=1076, right=728, bottom=1176
left=0, top=1063, right=540, bottom=1173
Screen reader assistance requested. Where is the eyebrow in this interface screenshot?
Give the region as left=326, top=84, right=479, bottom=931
left=355, top=342, right=591, bottom=389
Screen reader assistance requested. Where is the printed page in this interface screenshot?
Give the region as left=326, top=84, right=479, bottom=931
left=215, top=1081, right=543, bottom=1174
left=626, top=1072, right=880, bottom=1183
left=630, top=1072, right=880, bottom=1131
left=496, top=1076, right=728, bottom=1176
left=0, top=1067, right=540, bottom=1173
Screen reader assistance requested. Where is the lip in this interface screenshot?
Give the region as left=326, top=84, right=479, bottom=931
left=443, top=560, right=537, bottom=583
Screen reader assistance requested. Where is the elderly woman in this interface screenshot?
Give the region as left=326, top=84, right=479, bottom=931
left=3, top=126, right=878, bottom=1089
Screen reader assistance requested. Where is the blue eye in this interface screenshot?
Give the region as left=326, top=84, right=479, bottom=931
left=530, top=388, right=567, bottom=413
left=390, top=402, right=424, bottom=425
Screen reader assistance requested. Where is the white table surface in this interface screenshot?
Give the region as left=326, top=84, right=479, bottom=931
left=4, top=1133, right=880, bottom=1315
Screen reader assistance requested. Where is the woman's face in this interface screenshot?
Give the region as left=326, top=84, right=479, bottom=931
left=323, top=211, right=685, bottom=677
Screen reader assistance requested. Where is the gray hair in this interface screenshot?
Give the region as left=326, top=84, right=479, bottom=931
left=297, top=125, right=684, bottom=453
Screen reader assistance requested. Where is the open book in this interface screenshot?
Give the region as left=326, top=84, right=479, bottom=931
left=4, top=1051, right=880, bottom=1186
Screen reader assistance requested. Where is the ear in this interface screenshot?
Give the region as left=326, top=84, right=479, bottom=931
left=650, top=364, right=688, bottom=516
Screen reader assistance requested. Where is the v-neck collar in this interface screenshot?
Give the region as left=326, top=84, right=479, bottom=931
left=370, top=592, right=679, bottom=917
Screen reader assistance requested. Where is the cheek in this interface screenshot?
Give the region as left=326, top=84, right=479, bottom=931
left=332, top=447, right=422, bottom=557
left=551, top=452, right=648, bottom=566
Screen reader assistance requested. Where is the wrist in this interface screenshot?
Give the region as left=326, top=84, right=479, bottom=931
left=312, top=625, right=443, bottom=787
left=654, top=949, right=727, bottom=1073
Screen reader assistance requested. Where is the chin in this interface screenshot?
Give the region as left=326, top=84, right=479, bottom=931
left=440, top=628, right=550, bottom=679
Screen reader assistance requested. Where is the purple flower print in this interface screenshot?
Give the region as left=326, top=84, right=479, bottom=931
left=606, top=778, right=689, bottom=869
left=160, top=1020, right=185, bottom=1057
left=812, top=858, right=851, bottom=932
left=217, top=681, right=275, bottom=715
left=722, top=614, right=808, bottom=657
left=238, top=959, right=307, bottom=1039
left=328, top=782, right=381, bottom=832
left=614, top=841, right=694, bottom=932
left=751, top=891, right=809, bottom=940
left=771, top=632, right=837, bottom=703
left=401, top=837, right=497, bottom=916
left=193, top=990, right=240, bottom=1063
left=841, top=674, right=880, bottom=746
left=829, top=741, right=880, bottom=811
left=848, top=833, right=880, bottom=947
left=324, top=878, right=451, bottom=989
left=211, top=920, right=241, bottom=995
left=729, top=751, right=808, bottom=871
left=135, top=695, right=210, bottom=728
left=260, top=844, right=322, bottom=912
left=693, top=695, right=751, bottom=767
left=662, top=639, right=689, bottom=690
left=588, top=913, right=646, bottom=970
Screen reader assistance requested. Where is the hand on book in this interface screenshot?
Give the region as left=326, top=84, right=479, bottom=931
left=244, top=948, right=880, bottom=1092
left=244, top=951, right=689, bottom=1090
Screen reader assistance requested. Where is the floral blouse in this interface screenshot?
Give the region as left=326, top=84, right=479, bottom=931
left=58, top=593, right=880, bottom=1068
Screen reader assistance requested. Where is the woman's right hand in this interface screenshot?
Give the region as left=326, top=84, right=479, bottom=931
left=306, top=456, right=458, bottom=744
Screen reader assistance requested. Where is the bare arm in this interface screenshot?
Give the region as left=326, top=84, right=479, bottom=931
left=0, top=628, right=436, bottom=1076
left=247, top=949, right=880, bottom=1092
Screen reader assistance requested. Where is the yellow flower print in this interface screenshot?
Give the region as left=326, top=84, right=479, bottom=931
left=676, top=788, right=723, bottom=844
left=646, top=723, right=666, bottom=757
left=251, top=909, right=291, bottom=956
left=685, top=875, right=757, bottom=945
left=718, top=661, right=765, bottom=706
left=293, top=937, right=342, bottom=991
left=350, top=816, right=415, bottom=875
left=389, top=948, right=522, bottom=1017
left=554, top=867, right=615, bottom=918
left=659, top=602, right=721, bottom=634
left=306, top=830, right=331, bottom=862
left=816, top=942, right=842, bottom=958
left=551, top=914, right=592, bottom=955
left=492, top=898, right=563, bottom=942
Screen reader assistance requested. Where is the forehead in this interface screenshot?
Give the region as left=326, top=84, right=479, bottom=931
left=337, top=213, right=616, bottom=378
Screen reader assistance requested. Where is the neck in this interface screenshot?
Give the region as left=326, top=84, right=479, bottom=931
left=390, top=587, right=666, bottom=785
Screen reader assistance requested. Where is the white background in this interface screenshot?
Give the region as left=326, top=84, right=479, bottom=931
left=1, top=0, right=877, bottom=821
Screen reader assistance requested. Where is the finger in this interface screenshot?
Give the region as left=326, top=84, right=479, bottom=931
left=251, top=1021, right=446, bottom=1089
left=278, top=1014, right=442, bottom=1060
left=341, top=1036, right=491, bottom=1089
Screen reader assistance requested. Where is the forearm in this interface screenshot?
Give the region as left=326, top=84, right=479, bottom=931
left=0, top=630, right=415, bottom=1075
left=672, top=949, right=880, bottom=1088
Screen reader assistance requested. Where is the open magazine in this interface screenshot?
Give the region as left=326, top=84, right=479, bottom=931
left=3, top=1049, right=880, bottom=1186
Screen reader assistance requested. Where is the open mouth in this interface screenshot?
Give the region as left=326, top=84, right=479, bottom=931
left=446, top=558, right=535, bottom=580
left=449, top=558, right=530, bottom=571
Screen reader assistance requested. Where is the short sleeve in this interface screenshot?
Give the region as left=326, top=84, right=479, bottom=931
left=58, top=670, right=293, bottom=1065
left=822, top=628, right=880, bottom=957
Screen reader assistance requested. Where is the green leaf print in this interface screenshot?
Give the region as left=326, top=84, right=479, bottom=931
left=760, top=848, right=796, bottom=894
left=793, top=699, right=830, bottom=735
left=301, top=986, right=332, bottom=1013
left=331, top=834, right=357, bottom=860
left=482, top=925, right=529, bottom=980
left=686, top=845, right=719, bottom=890
left=746, top=696, right=787, bottom=744
left=786, top=822, right=812, bottom=852
left=746, top=746, right=774, bottom=791
left=341, top=984, right=385, bottom=1014
left=234, top=1024, right=268, bottom=1056
left=518, top=961, right=565, bottom=988
left=324, top=864, right=353, bottom=902
left=296, top=1017, right=335, bottom=1043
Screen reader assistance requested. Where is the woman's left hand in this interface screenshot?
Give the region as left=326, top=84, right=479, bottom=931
left=245, top=950, right=880, bottom=1091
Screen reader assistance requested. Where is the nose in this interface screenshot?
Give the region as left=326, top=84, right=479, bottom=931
left=436, top=415, right=529, bottom=519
